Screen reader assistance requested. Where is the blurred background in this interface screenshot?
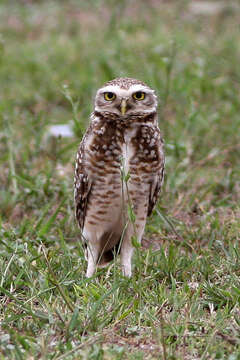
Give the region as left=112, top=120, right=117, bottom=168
left=1, top=0, right=239, bottom=229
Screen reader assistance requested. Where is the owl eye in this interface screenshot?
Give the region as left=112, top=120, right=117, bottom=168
left=104, top=92, right=116, bottom=101
left=133, top=91, right=145, bottom=101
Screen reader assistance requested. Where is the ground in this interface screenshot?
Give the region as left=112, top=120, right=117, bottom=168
left=0, top=1, right=240, bottom=359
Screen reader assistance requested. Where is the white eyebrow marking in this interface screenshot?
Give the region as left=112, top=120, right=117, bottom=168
left=128, top=84, right=155, bottom=94
left=97, top=85, right=155, bottom=98
left=97, top=86, right=129, bottom=97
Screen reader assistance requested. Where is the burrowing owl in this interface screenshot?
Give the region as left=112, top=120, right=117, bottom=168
left=74, top=77, right=164, bottom=277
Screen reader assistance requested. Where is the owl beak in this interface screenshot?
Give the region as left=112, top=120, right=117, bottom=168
left=120, top=99, right=127, bottom=115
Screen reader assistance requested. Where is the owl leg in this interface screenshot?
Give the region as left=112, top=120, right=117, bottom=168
left=120, top=224, right=135, bottom=277
left=86, top=242, right=99, bottom=277
left=82, top=228, right=100, bottom=278
left=120, top=218, right=146, bottom=277
left=121, top=244, right=134, bottom=277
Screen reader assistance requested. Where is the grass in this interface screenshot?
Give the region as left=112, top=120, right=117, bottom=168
left=0, top=0, right=240, bottom=358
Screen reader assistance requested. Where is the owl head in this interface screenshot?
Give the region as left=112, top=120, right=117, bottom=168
left=94, top=77, right=157, bottom=118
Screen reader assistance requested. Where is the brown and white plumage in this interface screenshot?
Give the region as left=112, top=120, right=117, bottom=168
left=74, top=77, right=164, bottom=277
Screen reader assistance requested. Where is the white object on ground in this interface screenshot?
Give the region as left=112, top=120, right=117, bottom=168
left=48, top=124, right=74, bottom=138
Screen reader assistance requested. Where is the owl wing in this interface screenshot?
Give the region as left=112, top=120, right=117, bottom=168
left=74, top=128, right=92, bottom=230
left=147, top=138, right=165, bottom=217
left=74, top=171, right=91, bottom=230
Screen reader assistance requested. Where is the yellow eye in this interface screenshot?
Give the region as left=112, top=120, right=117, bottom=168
left=133, top=91, right=145, bottom=101
left=104, top=92, right=116, bottom=101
